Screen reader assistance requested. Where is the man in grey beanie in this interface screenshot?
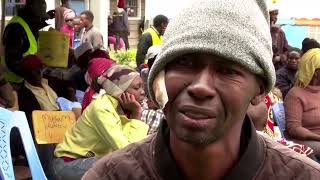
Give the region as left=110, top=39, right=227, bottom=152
left=83, top=0, right=320, bottom=179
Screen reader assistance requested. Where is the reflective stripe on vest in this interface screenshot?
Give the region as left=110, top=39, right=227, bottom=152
left=1, top=16, right=38, bottom=83
left=143, top=27, right=163, bottom=45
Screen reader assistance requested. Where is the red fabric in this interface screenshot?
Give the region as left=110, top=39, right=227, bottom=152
left=117, top=0, right=125, bottom=8
left=87, top=58, right=114, bottom=80
left=82, top=88, right=96, bottom=112
left=63, top=156, right=75, bottom=162
left=60, top=24, right=74, bottom=47
left=21, top=55, right=43, bottom=71
left=82, top=58, right=114, bottom=112
left=265, top=95, right=274, bottom=133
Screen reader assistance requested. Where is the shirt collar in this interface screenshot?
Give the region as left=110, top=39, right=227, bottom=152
left=153, top=116, right=265, bottom=180
left=85, top=25, right=94, bottom=32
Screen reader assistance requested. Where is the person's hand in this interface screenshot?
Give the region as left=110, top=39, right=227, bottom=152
left=47, top=10, right=55, bottom=19
left=118, top=92, right=142, bottom=119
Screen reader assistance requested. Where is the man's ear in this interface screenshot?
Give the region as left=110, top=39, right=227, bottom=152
left=251, top=82, right=266, bottom=106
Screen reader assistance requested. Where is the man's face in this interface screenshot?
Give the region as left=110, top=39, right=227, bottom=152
left=80, top=14, right=90, bottom=28
left=163, top=53, right=263, bottom=145
left=269, top=10, right=278, bottom=25
left=159, top=22, right=168, bottom=35
left=287, top=51, right=301, bottom=70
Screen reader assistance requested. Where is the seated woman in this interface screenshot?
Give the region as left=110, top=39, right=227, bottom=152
left=276, top=48, right=302, bottom=98
left=52, top=64, right=149, bottom=179
left=285, top=48, right=320, bottom=160
left=82, top=57, right=114, bottom=112
left=16, top=55, right=59, bottom=176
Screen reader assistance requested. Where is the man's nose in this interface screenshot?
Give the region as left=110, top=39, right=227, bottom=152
left=187, top=66, right=216, bottom=100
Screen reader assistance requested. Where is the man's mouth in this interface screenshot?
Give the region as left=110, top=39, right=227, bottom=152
left=183, top=112, right=210, bottom=119
left=179, top=105, right=215, bottom=120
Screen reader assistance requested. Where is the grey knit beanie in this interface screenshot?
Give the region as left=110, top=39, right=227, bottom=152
left=148, top=0, right=275, bottom=105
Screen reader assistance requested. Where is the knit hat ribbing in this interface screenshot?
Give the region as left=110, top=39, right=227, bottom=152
left=148, top=0, right=276, bottom=105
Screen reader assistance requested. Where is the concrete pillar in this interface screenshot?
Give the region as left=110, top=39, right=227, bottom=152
left=89, top=0, right=109, bottom=48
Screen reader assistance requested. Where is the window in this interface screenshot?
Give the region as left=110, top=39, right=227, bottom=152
left=126, top=0, right=140, bottom=18
left=6, top=0, right=26, bottom=16
left=70, top=0, right=86, bottom=16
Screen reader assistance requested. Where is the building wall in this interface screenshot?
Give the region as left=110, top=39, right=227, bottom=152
left=110, top=0, right=144, bottom=49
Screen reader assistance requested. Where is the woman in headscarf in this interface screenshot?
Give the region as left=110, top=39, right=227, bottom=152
left=82, top=54, right=114, bottom=112
left=60, top=9, right=76, bottom=48
left=284, top=48, right=320, bottom=161
left=52, top=64, right=149, bottom=180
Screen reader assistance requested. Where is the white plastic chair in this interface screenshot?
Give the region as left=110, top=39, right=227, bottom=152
left=0, top=107, right=47, bottom=180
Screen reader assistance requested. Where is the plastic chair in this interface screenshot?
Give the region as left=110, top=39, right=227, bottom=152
left=0, top=107, right=47, bottom=180
left=272, top=102, right=286, bottom=138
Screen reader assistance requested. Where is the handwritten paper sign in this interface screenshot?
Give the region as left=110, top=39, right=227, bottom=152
left=32, top=110, right=76, bottom=144
left=38, top=31, right=69, bottom=68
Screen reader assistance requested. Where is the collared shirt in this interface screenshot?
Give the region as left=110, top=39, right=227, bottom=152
left=141, top=108, right=164, bottom=134
left=24, top=79, right=59, bottom=111
left=80, top=25, right=104, bottom=50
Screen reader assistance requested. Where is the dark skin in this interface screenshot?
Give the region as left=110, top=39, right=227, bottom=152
left=24, top=68, right=43, bottom=88
left=247, top=102, right=268, bottom=131
left=155, top=22, right=168, bottom=36
left=287, top=51, right=301, bottom=70
left=118, top=76, right=146, bottom=119
left=164, top=53, right=265, bottom=180
left=76, top=50, right=92, bottom=69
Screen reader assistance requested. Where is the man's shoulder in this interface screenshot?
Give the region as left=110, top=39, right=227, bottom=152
left=83, top=134, right=158, bottom=179
left=258, top=134, right=320, bottom=178
left=91, top=26, right=103, bottom=34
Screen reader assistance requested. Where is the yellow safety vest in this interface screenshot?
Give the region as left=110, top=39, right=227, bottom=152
left=142, top=27, right=162, bottom=64
left=1, top=16, right=38, bottom=83
left=143, top=27, right=163, bottom=45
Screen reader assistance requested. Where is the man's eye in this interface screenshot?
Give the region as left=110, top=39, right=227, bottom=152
left=217, top=67, right=240, bottom=76
left=174, top=57, right=194, bottom=67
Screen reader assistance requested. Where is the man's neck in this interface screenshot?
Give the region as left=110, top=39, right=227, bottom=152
left=85, top=24, right=93, bottom=31
left=169, top=121, right=244, bottom=180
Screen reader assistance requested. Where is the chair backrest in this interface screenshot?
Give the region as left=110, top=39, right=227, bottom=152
left=271, top=102, right=286, bottom=138
left=32, top=110, right=76, bottom=144
left=0, top=107, right=47, bottom=180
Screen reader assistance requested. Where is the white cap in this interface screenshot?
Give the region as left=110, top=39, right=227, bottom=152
left=146, top=45, right=161, bottom=60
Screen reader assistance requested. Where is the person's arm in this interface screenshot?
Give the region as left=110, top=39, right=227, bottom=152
left=3, top=23, right=29, bottom=76
left=0, top=74, right=15, bottom=108
left=136, top=33, right=152, bottom=69
left=90, top=97, right=148, bottom=150
left=276, top=70, right=291, bottom=98
left=91, top=31, right=104, bottom=50
left=284, top=90, right=320, bottom=141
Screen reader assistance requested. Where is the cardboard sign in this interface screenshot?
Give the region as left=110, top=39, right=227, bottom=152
left=32, top=110, right=76, bottom=144
left=38, top=31, right=69, bottom=68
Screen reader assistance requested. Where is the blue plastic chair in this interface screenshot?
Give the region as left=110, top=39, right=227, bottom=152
left=0, top=107, right=47, bottom=180
left=272, top=102, right=286, bottom=138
